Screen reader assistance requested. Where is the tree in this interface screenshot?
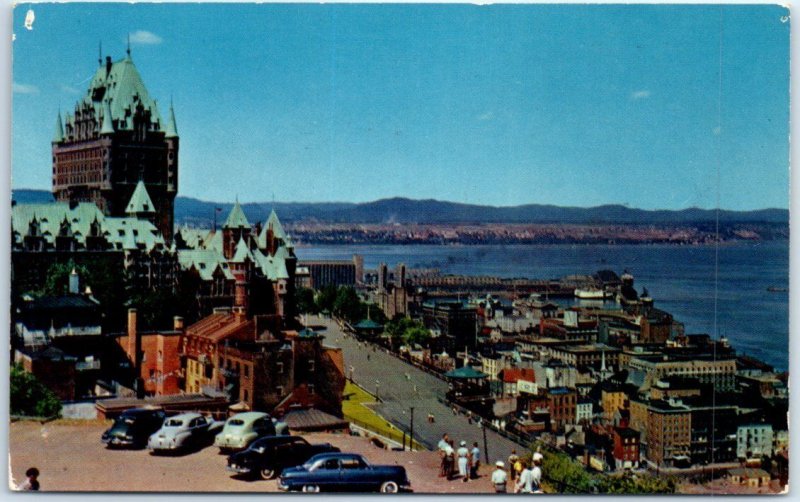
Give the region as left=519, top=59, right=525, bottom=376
left=402, top=326, right=431, bottom=348
left=10, top=364, right=62, bottom=418
left=333, top=287, right=363, bottom=323
left=295, top=288, right=318, bottom=315
left=596, top=472, right=676, bottom=494
left=315, top=285, right=338, bottom=313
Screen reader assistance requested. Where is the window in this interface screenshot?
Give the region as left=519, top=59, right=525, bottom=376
left=277, top=362, right=284, bottom=374
left=276, top=386, right=284, bottom=396
left=308, top=359, right=315, bottom=372
left=244, top=365, right=249, bottom=378
left=243, top=389, right=249, bottom=402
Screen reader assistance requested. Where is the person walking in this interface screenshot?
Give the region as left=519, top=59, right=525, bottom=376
left=491, top=461, right=508, bottom=493
left=17, top=467, right=39, bottom=491
left=470, top=441, right=481, bottom=479
left=516, top=460, right=534, bottom=494
left=437, top=434, right=450, bottom=478
left=444, top=440, right=456, bottom=480
left=508, top=449, right=519, bottom=484
left=457, top=441, right=470, bottom=482
left=531, top=454, right=543, bottom=494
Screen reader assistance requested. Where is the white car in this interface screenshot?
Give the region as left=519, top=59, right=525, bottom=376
left=147, top=412, right=223, bottom=454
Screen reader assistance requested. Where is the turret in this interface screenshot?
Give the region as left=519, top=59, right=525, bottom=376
left=52, top=111, right=64, bottom=143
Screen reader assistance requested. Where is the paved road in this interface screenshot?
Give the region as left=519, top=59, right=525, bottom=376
left=310, top=315, right=525, bottom=464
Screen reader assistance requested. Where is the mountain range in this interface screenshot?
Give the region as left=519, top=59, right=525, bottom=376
left=11, top=189, right=789, bottom=226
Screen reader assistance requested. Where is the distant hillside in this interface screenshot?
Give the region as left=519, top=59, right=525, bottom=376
left=11, top=189, right=789, bottom=226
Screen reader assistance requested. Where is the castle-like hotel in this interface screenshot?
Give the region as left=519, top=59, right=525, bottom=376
left=11, top=50, right=344, bottom=418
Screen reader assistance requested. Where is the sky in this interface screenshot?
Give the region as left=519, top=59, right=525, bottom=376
left=10, top=3, right=790, bottom=210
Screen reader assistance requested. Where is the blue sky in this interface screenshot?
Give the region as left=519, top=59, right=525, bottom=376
left=11, top=4, right=790, bottom=210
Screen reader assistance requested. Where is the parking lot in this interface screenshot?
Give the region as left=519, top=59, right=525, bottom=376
left=9, top=420, right=494, bottom=493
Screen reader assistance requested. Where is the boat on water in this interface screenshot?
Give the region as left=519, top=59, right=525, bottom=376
left=767, top=286, right=788, bottom=293
left=574, top=287, right=611, bottom=299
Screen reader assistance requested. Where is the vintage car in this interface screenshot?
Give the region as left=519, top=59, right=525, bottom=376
left=227, top=435, right=340, bottom=479
left=277, top=453, right=411, bottom=493
left=213, top=411, right=276, bottom=452
left=147, top=412, right=224, bottom=454
left=101, top=407, right=167, bottom=449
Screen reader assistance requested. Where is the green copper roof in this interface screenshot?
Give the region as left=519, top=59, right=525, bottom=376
left=125, top=181, right=156, bottom=214
left=165, top=103, right=178, bottom=138
left=177, top=249, right=234, bottom=281
left=353, top=319, right=383, bottom=330
left=80, top=56, right=164, bottom=133
left=231, top=236, right=253, bottom=263
left=223, top=201, right=250, bottom=229
left=444, top=366, right=488, bottom=379
left=53, top=111, right=64, bottom=143
left=12, top=202, right=165, bottom=252
left=100, top=99, right=115, bottom=135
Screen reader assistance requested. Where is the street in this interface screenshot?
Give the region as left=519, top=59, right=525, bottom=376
left=310, top=315, right=525, bottom=463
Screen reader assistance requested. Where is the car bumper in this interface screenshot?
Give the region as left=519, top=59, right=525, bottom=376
left=227, top=465, right=253, bottom=474
left=148, top=438, right=180, bottom=450
left=277, top=479, right=290, bottom=491
left=103, top=437, right=135, bottom=446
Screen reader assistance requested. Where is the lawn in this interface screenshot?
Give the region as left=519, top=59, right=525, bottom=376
left=342, top=381, right=425, bottom=451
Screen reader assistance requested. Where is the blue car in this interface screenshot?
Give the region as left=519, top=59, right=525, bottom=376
left=277, top=453, right=411, bottom=493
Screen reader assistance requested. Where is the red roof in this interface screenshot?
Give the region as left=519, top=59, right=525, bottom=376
left=500, top=368, right=535, bottom=384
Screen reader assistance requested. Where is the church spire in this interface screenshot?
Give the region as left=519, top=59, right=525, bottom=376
left=165, top=99, right=178, bottom=138
left=52, top=110, right=64, bottom=143
left=126, top=33, right=131, bottom=59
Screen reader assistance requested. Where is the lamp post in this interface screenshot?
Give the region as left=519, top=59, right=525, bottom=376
left=409, top=406, right=415, bottom=452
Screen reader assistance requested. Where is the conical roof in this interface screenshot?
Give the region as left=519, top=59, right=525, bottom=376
left=125, top=181, right=156, bottom=215
left=165, top=102, right=178, bottom=138
left=223, top=200, right=250, bottom=229
left=53, top=111, right=64, bottom=143
left=231, top=236, right=253, bottom=263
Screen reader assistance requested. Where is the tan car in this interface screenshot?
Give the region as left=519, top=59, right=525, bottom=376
left=214, top=412, right=275, bottom=452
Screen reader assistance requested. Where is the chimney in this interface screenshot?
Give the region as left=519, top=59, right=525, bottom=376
left=173, top=316, right=184, bottom=332
left=105, top=55, right=112, bottom=75
left=127, top=308, right=144, bottom=397
left=69, top=268, right=80, bottom=294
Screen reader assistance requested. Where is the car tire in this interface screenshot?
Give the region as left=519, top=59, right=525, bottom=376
left=302, top=485, right=320, bottom=493
left=260, top=467, right=278, bottom=480
left=380, top=481, right=399, bottom=493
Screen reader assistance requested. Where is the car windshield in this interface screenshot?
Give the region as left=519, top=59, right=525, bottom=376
left=165, top=419, right=183, bottom=427
left=227, top=419, right=245, bottom=426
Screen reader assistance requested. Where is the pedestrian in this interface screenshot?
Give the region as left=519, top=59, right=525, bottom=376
left=452, top=406, right=458, bottom=416
left=445, top=440, right=456, bottom=480
left=491, top=461, right=508, bottom=493
left=17, top=467, right=39, bottom=491
left=438, top=434, right=450, bottom=477
left=507, top=449, right=519, bottom=483
left=457, top=440, right=470, bottom=482
left=470, top=441, right=481, bottom=479
left=516, top=460, right=533, bottom=494
left=531, top=454, right=543, bottom=494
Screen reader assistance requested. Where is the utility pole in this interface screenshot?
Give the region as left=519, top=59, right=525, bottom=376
left=482, top=419, right=489, bottom=464
left=409, top=406, right=414, bottom=452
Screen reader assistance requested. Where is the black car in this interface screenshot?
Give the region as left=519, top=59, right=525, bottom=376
left=227, top=435, right=340, bottom=480
left=101, top=407, right=167, bottom=449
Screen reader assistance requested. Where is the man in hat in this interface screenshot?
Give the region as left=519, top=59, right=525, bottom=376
left=438, top=434, right=450, bottom=477
left=531, top=453, right=544, bottom=493
left=491, top=461, right=508, bottom=493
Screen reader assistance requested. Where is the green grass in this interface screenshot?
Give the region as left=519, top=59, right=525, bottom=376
left=342, top=382, right=426, bottom=450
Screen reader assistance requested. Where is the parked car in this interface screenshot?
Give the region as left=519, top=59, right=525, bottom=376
left=227, top=435, right=340, bottom=479
left=214, top=411, right=275, bottom=452
left=101, top=407, right=167, bottom=449
left=277, top=453, right=411, bottom=493
left=147, top=412, right=224, bottom=454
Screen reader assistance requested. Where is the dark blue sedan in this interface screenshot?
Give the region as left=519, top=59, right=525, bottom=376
left=277, top=453, right=411, bottom=493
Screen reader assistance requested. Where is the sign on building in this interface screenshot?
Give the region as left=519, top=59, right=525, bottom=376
left=518, top=379, right=538, bottom=395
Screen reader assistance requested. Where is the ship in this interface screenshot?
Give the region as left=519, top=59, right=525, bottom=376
left=574, top=287, right=612, bottom=299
